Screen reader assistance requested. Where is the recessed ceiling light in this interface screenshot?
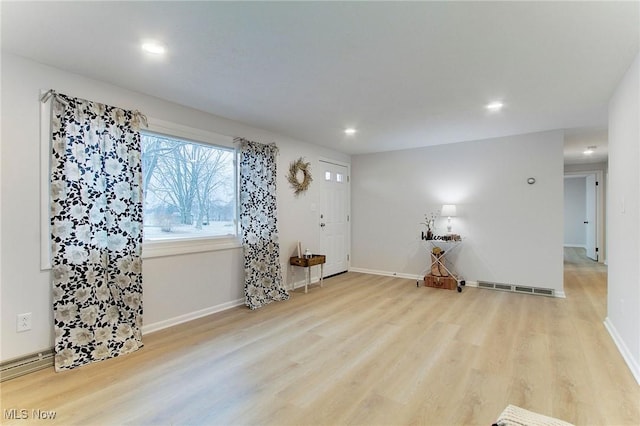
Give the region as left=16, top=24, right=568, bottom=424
left=344, top=128, right=357, bottom=136
left=485, top=101, right=504, bottom=111
left=142, top=41, right=166, bottom=55
left=583, top=145, right=597, bottom=155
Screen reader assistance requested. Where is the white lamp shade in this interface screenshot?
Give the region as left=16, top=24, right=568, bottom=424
left=441, top=204, right=457, bottom=217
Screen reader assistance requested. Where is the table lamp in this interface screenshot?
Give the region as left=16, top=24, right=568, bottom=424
left=441, top=204, right=457, bottom=233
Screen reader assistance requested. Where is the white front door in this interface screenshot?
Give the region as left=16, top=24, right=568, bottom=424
left=585, top=174, right=598, bottom=260
left=319, top=160, right=349, bottom=277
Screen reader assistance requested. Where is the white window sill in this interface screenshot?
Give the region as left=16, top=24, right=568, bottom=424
left=142, top=236, right=242, bottom=259
left=40, top=237, right=242, bottom=270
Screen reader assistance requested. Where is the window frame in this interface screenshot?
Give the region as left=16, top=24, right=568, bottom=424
left=40, top=93, right=52, bottom=270
left=141, top=118, right=241, bottom=258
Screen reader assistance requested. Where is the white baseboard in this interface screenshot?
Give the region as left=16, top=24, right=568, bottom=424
left=554, top=290, right=566, bottom=298
left=456, top=280, right=565, bottom=298
left=348, top=271, right=566, bottom=298
left=348, top=267, right=421, bottom=281
left=142, top=298, right=245, bottom=335
left=604, top=317, right=640, bottom=385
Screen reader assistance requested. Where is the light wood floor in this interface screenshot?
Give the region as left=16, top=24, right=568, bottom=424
left=1, top=248, right=638, bottom=425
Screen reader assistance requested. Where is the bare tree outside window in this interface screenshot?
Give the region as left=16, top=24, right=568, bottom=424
left=141, top=132, right=236, bottom=240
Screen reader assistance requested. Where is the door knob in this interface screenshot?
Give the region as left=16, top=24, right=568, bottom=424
left=320, top=223, right=326, bottom=227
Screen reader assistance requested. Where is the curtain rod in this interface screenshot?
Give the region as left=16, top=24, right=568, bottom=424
left=233, top=137, right=278, bottom=150
left=40, top=89, right=148, bottom=127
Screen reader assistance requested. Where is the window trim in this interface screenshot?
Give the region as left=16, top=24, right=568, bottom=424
left=40, top=91, right=52, bottom=270
left=141, top=118, right=241, bottom=258
left=142, top=235, right=241, bottom=258
left=40, top=105, right=241, bottom=269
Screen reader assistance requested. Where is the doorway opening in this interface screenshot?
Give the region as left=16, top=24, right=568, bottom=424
left=563, top=170, right=605, bottom=263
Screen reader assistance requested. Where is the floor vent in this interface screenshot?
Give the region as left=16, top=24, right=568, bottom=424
left=477, top=281, right=554, bottom=297
left=0, top=348, right=54, bottom=382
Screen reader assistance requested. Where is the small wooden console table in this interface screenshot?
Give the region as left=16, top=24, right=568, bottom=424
left=290, top=255, right=326, bottom=293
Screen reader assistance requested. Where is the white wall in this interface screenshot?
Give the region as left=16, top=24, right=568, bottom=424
left=0, top=53, right=349, bottom=361
left=351, top=131, right=565, bottom=293
left=606, top=52, right=640, bottom=384
left=564, top=177, right=586, bottom=247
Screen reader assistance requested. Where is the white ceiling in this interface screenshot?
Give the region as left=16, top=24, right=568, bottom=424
left=1, top=1, right=638, bottom=159
left=563, top=127, right=609, bottom=165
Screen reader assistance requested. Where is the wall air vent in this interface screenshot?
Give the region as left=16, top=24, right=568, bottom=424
left=533, top=288, right=554, bottom=296
left=478, top=281, right=495, bottom=289
left=0, top=348, right=54, bottom=382
left=477, top=281, right=554, bottom=298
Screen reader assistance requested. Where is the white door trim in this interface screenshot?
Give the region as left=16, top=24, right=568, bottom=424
left=318, top=158, right=351, bottom=275
left=318, top=157, right=351, bottom=168
left=564, top=170, right=605, bottom=263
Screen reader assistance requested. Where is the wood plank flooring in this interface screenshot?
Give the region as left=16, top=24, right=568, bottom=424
left=1, top=248, right=638, bottom=425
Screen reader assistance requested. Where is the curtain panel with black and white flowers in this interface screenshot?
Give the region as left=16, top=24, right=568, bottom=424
left=237, top=138, right=289, bottom=309
left=49, top=93, right=144, bottom=371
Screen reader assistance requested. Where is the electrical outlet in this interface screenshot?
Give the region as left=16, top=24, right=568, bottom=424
left=17, top=313, right=32, bottom=332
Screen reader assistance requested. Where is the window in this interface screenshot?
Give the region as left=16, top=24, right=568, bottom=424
left=141, top=132, right=236, bottom=241
left=140, top=120, right=240, bottom=257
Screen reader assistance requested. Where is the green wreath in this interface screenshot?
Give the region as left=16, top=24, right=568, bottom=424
left=287, top=157, right=312, bottom=195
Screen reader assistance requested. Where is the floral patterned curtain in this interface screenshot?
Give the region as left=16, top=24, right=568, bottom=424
left=237, top=138, right=289, bottom=309
left=49, top=93, right=144, bottom=371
